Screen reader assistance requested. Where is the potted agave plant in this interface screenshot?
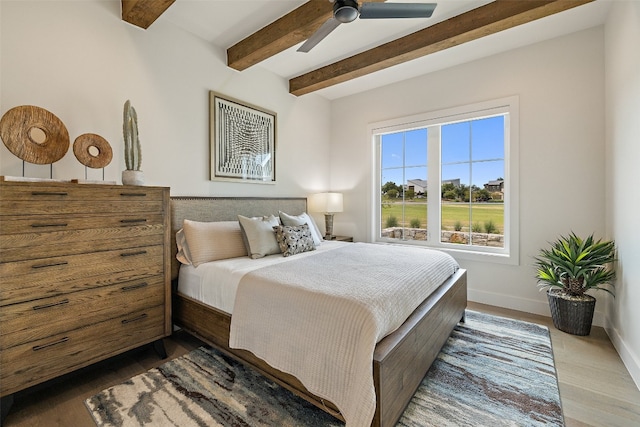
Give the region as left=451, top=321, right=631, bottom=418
left=534, top=232, right=616, bottom=336
left=121, top=100, right=143, bottom=186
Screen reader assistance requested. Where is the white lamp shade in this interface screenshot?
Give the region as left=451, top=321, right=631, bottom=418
left=308, top=192, right=343, bottom=213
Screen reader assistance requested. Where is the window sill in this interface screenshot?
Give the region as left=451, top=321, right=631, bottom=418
left=373, top=238, right=519, bottom=265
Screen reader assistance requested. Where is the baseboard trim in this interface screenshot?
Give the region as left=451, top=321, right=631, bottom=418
left=467, top=288, right=607, bottom=327
left=605, top=316, right=640, bottom=390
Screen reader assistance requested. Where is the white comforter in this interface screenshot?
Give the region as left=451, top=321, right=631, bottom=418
left=229, top=242, right=459, bottom=427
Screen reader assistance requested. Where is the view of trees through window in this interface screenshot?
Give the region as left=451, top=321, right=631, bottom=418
left=380, top=115, right=506, bottom=249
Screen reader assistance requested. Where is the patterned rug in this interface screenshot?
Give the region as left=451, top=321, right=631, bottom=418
left=85, top=311, right=563, bottom=426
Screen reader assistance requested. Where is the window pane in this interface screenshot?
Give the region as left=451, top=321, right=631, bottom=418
left=381, top=169, right=404, bottom=190
left=471, top=116, right=504, bottom=160
left=381, top=133, right=404, bottom=169
left=381, top=132, right=403, bottom=240
left=380, top=130, right=428, bottom=241
left=472, top=160, right=504, bottom=248
left=404, top=128, right=427, bottom=167
left=440, top=115, right=505, bottom=248
left=404, top=167, right=427, bottom=239
left=441, top=163, right=471, bottom=245
left=442, top=122, right=470, bottom=164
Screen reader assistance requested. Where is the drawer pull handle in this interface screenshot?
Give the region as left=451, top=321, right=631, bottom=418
left=33, top=337, right=69, bottom=351
left=120, top=250, right=147, bottom=257
left=122, top=313, right=148, bottom=324
left=32, top=261, right=68, bottom=269
left=31, top=191, right=68, bottom=196
left=122, top=282, right=148, bottom=291
left=31, top=223, right=68, bottom=228
left=33, top=299, right=69, bottom=310
left=120, top=193, right=147, bottom=197
left=120, top=219, right=147, bottom=224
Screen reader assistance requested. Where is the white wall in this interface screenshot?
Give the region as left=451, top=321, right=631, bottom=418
left=330, top=27, right=607, bottom=322
left=604, top=1, right=640, bottom=387
left=2, top=0, right=637, bottom=387
left=0, top=0, right=331, bottom=198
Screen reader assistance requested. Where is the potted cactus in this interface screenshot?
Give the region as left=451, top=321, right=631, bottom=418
left=534, top=232, right=616, bottom=335
left=121, top=100, right=143, bottom=185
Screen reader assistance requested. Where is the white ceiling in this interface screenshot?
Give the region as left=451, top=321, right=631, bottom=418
left=162, top=0, right=611, bottom=100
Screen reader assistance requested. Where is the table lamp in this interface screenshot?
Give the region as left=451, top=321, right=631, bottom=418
left=308, top=192, right=343, bottom=240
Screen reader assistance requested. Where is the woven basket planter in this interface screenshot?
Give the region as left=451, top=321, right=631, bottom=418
left=547, top=289, right=596, bottom=336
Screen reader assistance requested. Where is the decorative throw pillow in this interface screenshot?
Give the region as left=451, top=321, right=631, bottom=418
left=279, top=211, right=323, bottom=245
left=274, top=224, right=316, bottom=257
left=180, top=220, right=248, bottom=267
left=238, top=214, right=282, bottom=259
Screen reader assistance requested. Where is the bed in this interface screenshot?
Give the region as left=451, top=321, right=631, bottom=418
left=170, top=196, right=467, bottom=427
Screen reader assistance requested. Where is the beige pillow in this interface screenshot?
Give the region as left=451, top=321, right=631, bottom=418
left=279, top=211, right=323, bottom=245
left=181, top=220, right=247, bottom=267
left=238, top=214, right=281, bottom=259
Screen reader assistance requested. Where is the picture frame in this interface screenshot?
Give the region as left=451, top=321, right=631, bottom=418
left=210, top=91, right=276, bottom=183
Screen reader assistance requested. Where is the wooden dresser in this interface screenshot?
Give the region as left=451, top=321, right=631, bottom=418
left=0, top=180, right=171, bottom=403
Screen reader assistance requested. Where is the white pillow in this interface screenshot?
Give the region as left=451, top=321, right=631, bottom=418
left=238, top=214, right=282, bottom=259
left=180, top=220, right=247, bottom=267
left=279, top=211, right=323, bottom=245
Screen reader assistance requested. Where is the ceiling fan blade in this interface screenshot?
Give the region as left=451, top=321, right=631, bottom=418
left=297, top=18, right=342, bottom=53
left=359, top=3, right=437, bottom=19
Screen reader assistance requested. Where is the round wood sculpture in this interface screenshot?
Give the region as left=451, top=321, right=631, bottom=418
left=73, top=133, right=113, bottom=168
left=0, top=105, right=70, bottom=164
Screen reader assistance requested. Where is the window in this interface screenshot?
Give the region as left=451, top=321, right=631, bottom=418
left=371, top=97, right=519, bottom=264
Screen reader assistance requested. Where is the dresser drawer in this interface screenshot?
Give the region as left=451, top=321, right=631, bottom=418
left=0, top=305, right=166, bottom=396
left=0, top=213, right=166, bottom=235
left=0, top=245, right=165, bottom=306
left=0, top=182, right=165, bottom=216
left=0, top=275, right=165, bottom=350
left=0, top=214, right=165, bottom=263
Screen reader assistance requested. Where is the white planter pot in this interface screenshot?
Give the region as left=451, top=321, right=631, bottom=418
left=122, top=170, right=144, bottom=186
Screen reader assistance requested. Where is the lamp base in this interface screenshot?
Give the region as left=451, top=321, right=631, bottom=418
left=324, top=213, right=335, bottom=240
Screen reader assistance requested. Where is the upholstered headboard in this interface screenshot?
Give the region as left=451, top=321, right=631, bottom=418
left=169, top=196, right=307, bottom=281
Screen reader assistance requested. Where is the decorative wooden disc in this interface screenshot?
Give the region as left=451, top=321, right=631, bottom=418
left=73, top=133, right=113, bottom=168
left=0, top=105, right=70, bottom=164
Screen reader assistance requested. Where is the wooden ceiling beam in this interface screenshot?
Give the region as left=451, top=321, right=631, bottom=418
left=227, top=0, right=386, bottom=71
left=121, top=0, right=176, bottom=29
left=289, top=0, right=593, bottom=96
left=227, top=1, right=332, bottom=71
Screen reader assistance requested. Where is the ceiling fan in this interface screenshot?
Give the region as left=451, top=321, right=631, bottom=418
left=297, top=0, right=437, bottom=53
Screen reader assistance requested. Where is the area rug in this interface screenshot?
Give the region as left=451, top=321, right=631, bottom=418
left=85, top=311, right=563, bottom=426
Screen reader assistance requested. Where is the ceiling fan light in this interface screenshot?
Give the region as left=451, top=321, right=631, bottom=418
left=334, top=0, right=359, bottom=23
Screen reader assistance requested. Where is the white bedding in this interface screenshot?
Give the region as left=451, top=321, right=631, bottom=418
left=229, top=243, right=459, bottom=427
left=177, top=240, right=350, bottom=314
left=178, top=241, right=459, bottom=427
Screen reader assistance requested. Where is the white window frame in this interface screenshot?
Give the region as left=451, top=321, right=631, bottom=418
left=370, top=96, right=520, bottom=265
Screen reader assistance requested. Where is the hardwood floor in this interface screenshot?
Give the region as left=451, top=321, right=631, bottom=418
left=2, top=303, right=639, bottom=427
left=1, top=332, right=203, bottom=427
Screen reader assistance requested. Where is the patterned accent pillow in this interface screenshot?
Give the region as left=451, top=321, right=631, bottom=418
left=274, top=224, right=316, bottom=257
left=279, top=211, right=323, bottom=245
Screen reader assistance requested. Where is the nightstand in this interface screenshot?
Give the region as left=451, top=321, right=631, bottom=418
left=332, top=235, right=353, bottom=242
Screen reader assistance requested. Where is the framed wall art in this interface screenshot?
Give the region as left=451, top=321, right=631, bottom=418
left=210, top=91, right=276, bottom=183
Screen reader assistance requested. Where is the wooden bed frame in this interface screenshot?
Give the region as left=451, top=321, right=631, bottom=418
left=169, top=196, right=467, bottom=427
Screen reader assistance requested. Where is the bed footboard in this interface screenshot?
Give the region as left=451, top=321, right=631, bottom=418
left=373, top=268, right=467, bottom=427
